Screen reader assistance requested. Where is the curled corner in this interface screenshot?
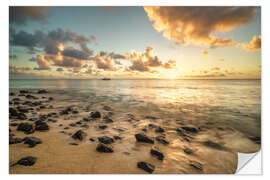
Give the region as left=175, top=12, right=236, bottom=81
left=236, top=150, right=261, bottom=174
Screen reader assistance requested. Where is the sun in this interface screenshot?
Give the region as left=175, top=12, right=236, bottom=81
left=167, top=70, right=180, bottom=79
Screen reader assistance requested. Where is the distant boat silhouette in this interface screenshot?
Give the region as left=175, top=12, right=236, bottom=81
left=102, top=78, right=111, bottom=80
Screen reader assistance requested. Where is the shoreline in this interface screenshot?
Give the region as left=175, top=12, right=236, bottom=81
left=9, top=89, right=260, bottom=174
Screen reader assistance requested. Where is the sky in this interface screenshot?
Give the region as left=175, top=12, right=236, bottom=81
left=9, top=6, right=261, bottom=79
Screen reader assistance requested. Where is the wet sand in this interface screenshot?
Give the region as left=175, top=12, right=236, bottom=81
left=9, top=89, right=260, bottom=174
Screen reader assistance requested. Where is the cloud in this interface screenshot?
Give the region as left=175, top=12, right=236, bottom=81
left=240, top=35, right=261, bottom=51
left=62, top=46, right=90, bottom=60
left=34, top=55, right=50, bottom=70
left=144, top=7, right=257, bottom=48
left=92, top=55, right=117, bottom=71
left=125, top=46, right=177, bottom=72
left=9, top=65, right=31, bottom=73
left=201, top=50, right=209, bottom=56
left=9, top=7, right=50, bottom=25
left=10, top=28, right=94, bottom=57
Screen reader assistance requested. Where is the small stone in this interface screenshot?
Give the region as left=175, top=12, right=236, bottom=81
left=150, top=149, right=164, bottom=160
left=103, top=106, right=112, bottom=111
left=37, top=89, right=48, bottom=94
left=184, top=148, right=193, bottom=154
left=69, top=143, right=79, bottom=146
left=35, top=121, right=49, bottom=131
left=137, top=162, right=155, bottom=174
left=98, top=136, right=114, bottom=144
left=17, top=123, right=35, bottom=134
left=156, top=136, right=169, bottom=145
left=69, top=123, right=76, bottom=127
left=113, top=136, right=121, bottom=140
left=89, top=138, right=95, bottom=142
left=181, top=126, right=198, bottom=133
left=10, top=123, right=18, bottom=126
left=23, top=137, right=42, bottom=147
left=96, top=143, right=113, bottom=153
left=9, top=137, right=23, bottom=144
left=190, top=161, right=203, bottom=171
left=99, top=125, right=108, bottom=129
left=135, top=133, right=154, bottom=144
left=155, top=127, right=165, bottom=133
left=90, top=111, right=101, bottom=118
left=13, top=156, right=37, bottom=166
left=203, top=141, right=223, bottom=150
left=80, top=124, right=89, bottom=128
left=72, top=130, right=86, bottom=141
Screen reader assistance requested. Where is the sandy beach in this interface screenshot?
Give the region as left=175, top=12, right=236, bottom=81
left=9, top=86, right=260, bottom=174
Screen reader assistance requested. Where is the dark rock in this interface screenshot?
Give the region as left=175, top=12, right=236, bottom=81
left=102, top=117, right=113, bottom=123
left=13, top=156, right=37, bottom=166
left=72, top=110, right=79, bottom=114
left=181, top=126, right=198, bottom=133
left=17, top=107, right=29, bottom=113
left=23, top=137, right=42, bottom=147
left=135, top=133, right=154, bottom=144
left=39, top=105, right=46, bottom=109
left=184, top=148, right=193, bottom=154
left=64, top=127, right=69, bottom=130
left=17, top=123, right=35, bottom=134
left=150, top=149, right=164, bottom=160
left=83, top=117, right=91, bottom=122
left=16, top=113, right=27, bottom=120
left=19, top=90, right=29, bottom=94
left=155, top=127, right=165, bottom=133
left=80, top=124, right=89, bottom=128
left=113, top=136, right=121, bottom=140
left=9, top=92, right=15, bottom=96
left=13, top=98, right=21, bottom=101
left=98, top=136, right=114, bottom=144
left=25, top=94, right=38, bottom=99
left=137, top=162, right=155, bottom=174
left=249, top=136, right=261, bottom=144
left=72, top=130, right=86, bottom=141
left=59, top=124, right=63, bottom=127
left=90, top=111, right=101, bottom=118
left=48, top=97, right=54, bottom=101
left=148, top=124, right=157, bottom=129
left=145, top=116, right=157, bottom=120
left=28, top=118, right=38, bottom=121
left=35, top=120, right=49, bottom=131
left=37, top=89, right=48, bottom=94
left=142, top=128, right=147, bottom=132
left=10, top=123, right=18, bottom=126
left=48, top=119, right=57, bottom=123
left=190, top=161, right=203, bottom=171
left=96, top=143, right=113, bottom=153
left=69, top=123, right=76, bottom=127
left=155, top=136, right=169, bottom=145
left=9, top=137, right=23, bottom=144
left=99, top=125, right=108, bottom=130
left=203, top=141, right=223, bottom=150
left=75, top=121, right=82, bottom=125
left=103, top=106, right=112, bottom=111
left=89, top=138, right=95, bottom=142
left=69, top=143, right=78, bottom=146
left=9, top=108, right=18, bottom=116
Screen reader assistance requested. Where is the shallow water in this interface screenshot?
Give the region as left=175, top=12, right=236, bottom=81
left=9, top=79, right=261, bottom=174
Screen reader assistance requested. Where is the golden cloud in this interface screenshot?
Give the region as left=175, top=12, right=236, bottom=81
left=240, top=35, right=261, bottom=51
left=144, top=7, right=257, bottom=48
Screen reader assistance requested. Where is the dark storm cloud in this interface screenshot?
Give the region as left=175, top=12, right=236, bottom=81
left=9, top=7, right=50, bottom=25
left=62, top=47, right=90, bottom=60
left=10, top=28, right=95, bottom=60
